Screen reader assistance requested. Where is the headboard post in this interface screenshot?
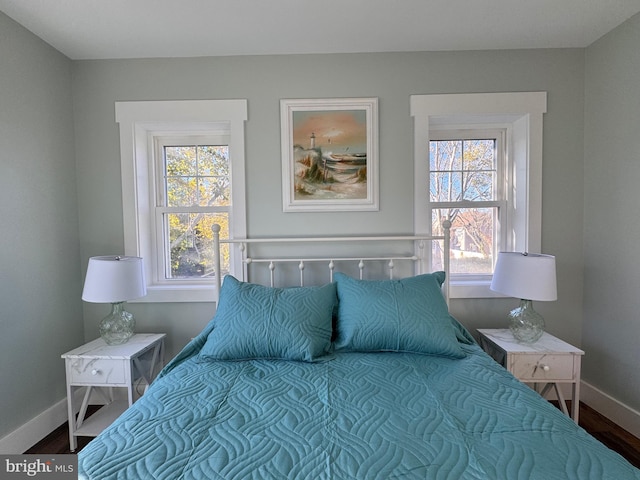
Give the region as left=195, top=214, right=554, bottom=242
left=212, top=223, right=221, bottom=301
left=442, top=219, right=452, bottom=304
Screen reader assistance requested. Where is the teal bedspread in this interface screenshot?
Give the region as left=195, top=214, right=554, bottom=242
left=78, top=336, right=640, bottom=479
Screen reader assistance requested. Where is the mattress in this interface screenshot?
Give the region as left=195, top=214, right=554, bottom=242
left=78, top=334, right=640, bottom=479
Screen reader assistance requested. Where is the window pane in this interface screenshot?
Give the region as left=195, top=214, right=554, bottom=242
left=165, top=212, right=230, bottom=279
left=432, top=207, right=496, bottom=275
left=430, top=171, right=462, bottom=202
left=166, top=146, right=196, bottom=176
left=167, top=177, right=197, bottom=207
left=198, top=146, right=229, bottom=176
left=462, top=171, right=494, bottom=201
left=430, top=140, right=462, bottom=171
left=198, top=177, right=230, bottom=206
left=463, top=139, right=494, bottom=170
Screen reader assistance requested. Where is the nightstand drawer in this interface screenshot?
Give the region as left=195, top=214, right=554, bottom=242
left=510, top=354, right=574, bottom=381
left=67, top=358, right=126, bottom=385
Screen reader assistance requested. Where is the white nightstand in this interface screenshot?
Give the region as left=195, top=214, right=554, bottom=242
left=477, top=328, right=584, bottom=423
left=62, top=333, right=166, bottom=451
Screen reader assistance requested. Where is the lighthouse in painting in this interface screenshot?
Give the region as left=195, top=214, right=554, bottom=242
left=310, top=132, right=316, bottom=149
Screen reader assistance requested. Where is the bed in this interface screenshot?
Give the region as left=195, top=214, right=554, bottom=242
left=78, top=226, right=640, bottom=479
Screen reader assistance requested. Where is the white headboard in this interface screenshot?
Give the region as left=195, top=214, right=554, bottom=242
left=212, top=222, right=451, bottom=304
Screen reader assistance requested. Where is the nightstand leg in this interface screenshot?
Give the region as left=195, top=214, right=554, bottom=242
left=76, top=387, right=93, bottom=429
left=553, top=383, right=570, bottom=417
left=572, top=360, right=582, bottom=424
left=572, top=381, right=580, bottom=424
left=67, top=385, right=77, bottom=452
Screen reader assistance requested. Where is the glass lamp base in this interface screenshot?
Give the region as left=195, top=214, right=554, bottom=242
left=508, top=299, right=545, bottom=343
left=100, top=302, right=135, bottom=345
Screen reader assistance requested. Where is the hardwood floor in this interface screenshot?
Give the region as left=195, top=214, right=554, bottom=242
left=24, top=405, right=100, bottom=455
left=574, top=402, right=640, bottom=468
left=24, top=402, right=640, bottom=468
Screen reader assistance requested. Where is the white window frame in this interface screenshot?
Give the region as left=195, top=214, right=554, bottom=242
left=115, top=100, right=248, bottom=302
left=411, top=92, right=547, bottom=298
left=153, top=134, right=230, bottom=285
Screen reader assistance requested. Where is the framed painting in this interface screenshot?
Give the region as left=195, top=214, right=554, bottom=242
left=280, top=97, right=379, bottom=212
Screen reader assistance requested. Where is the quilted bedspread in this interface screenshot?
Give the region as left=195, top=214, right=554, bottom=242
left=78, top=336, right=640, bottom=479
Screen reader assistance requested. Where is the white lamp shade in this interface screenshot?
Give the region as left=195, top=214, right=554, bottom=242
left=82, top=256, right=147, bottom=303
left=490, top=252, right=557, bottom=301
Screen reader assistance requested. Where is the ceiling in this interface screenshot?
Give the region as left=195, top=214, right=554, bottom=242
left=1, top=0, right=639, bottom=60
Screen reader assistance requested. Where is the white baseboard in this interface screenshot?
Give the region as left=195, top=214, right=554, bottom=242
left=513, top=380, right=640, bottom=438
left=581, top=380, right=640, bottom=438
left=0, top=397, right=69, bottom=454
left=0, top=389, right=103, bottom=454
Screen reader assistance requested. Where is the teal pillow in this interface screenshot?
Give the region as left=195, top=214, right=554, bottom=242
left=199, top=276, right=336, bottom=362
left=333, top=272, right=465, bottom=359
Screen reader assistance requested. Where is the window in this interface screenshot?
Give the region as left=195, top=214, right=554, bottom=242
left=116, top=100, right=248, bottom=302
left=429, top=129, right=506, bottom=278
left=411, top=92, right=547, bottom=298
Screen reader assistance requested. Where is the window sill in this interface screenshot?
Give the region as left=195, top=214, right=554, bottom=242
left=449, top=280, right=506, bottom=299
left=133, top=280, right=504, bottom=302
left=130, top=284, right=217, bottom=303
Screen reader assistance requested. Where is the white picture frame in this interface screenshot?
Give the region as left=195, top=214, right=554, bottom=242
left=280, top=97, right=379, bottom=212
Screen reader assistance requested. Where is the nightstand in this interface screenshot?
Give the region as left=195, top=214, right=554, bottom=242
left=62, top=333, right=166, bottom=451
left=477, top=328, right=584, bottom=423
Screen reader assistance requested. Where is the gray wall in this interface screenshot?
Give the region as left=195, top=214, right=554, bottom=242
left=583, top=13, right=640, bottom=409
left=72, top=49, right=585, bottom=358
left=0, top=12, right=83, bottom=440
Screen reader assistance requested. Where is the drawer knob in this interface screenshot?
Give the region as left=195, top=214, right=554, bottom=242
left=91, top=369, right=100, bottom=376
left=541, top=364, right=550, bottom=372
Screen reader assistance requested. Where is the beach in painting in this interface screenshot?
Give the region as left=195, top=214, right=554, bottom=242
left=292, top=109, right=368, bottom=201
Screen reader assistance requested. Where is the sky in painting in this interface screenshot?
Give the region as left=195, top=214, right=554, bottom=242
left=293, top=110, right=367, bottom=152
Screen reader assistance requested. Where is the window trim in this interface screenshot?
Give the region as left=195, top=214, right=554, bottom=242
left=411, top=92, right=547, bottom=298
left=115, top=100, right=248, bottom=303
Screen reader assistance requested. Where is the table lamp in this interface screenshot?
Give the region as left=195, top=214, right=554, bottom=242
left=82, top=256, right=146, bottom=345
left=490, top=252, right=557, bottom=343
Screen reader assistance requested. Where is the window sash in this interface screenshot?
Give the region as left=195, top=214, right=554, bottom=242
left=429, top=128, right=506, bottom=202
left=154, top=135, right=230, bottom=206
